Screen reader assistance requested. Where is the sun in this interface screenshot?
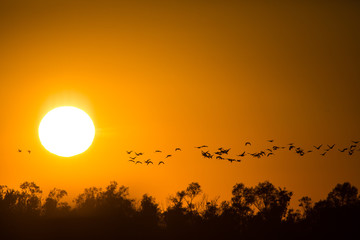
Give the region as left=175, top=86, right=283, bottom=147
left=39, top=106, right=95, bottom=157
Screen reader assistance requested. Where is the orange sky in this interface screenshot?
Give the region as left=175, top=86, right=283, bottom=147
left=1, top=0, right=359, bottom=207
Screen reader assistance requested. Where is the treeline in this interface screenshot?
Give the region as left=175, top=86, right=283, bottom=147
left=1, top=181, right=360, bottom=240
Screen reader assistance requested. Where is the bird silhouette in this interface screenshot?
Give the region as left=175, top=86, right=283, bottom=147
left=268, top=140, right=274, bottom=142
left=227, top=158, right=236, bottom=163
left=352, top=141, right=359, bottom=144
left=135, top=152, right=144, bottom=156
left=27, top=150, right=31, bottom=154
left=135, top=161, right=142, bottom=164
left=155, top=150, right=162, bottom=153
left=338, top=148, right=348, bottom=152
left=200, top=145, right=208, bottom=148
left=145, top=161, right=153, bottom=165
left=17, top=149, right=22, bottom=153
left=216, top=156, right=224, bottom=160
left=129, top=159, right=135, bottom=163
left=126, top=151, right=132, bottom=154
left=201, top=150, right=213, bottom=159
left=130, top=156, right=137, bottom=160
left=165, top=155, right=172, bottom=158
left=321, top=152, right=327, bottom=156
left=245, top=142, right=251, bottom=146
left=237, top=151, right=246, bottom=157
left=327, top=144, right=335, bottom=149
left=220, top=148, right=231, bottom=154
left=267, top=152, right=273, bottom=157
left=158, top=161, right=165, bottom=165
left=289, top=145, right=295, bottom=150
left=175, top=148, right=181, bottom=151
left=314, top=145, right=323, bottom=150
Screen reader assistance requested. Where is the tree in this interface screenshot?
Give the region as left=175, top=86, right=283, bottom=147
left=252, top=181, right=293, bottom=222
left=43, top=188, right=70, bottom=217
left=327, top=182, right=359, bottom=207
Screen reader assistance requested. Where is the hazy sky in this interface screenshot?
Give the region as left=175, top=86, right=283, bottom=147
left=0, top=0, right=359, bottom=207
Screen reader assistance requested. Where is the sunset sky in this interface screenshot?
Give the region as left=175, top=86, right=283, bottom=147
left=1, top=0, right=359, bottom=207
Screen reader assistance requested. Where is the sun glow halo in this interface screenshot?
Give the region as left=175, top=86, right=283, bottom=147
left=39, top=106, right=95, bottom=157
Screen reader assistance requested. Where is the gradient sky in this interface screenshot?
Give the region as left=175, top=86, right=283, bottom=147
left=1, top=0, right=359, bottom=207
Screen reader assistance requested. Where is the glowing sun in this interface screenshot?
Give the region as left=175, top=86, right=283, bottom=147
left=39, top=106, right=95, bottom=157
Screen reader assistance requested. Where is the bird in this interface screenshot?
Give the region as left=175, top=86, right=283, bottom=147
left=272, top=146, right=280, bottom=150
left=155, top=150, right=162, bottom=153
left=220, top=148, right=231, bottom=154
left=350, top=145, right=357, bottom=149
left=135, top=152, right=144, bottom=156
left=352, top=141, right=359, bottom=144
left=135, top=161, right=142, bottom=164
left=307, top=150, right=313, bottom=153
left=128, top=159, right=135, bottom=163
left=17, top=149, right=22, bottom=153
left=201, top=150, right=213, bottom=159
left=165, top=155, right=172, bottom=158
left=338, top=148, right=348, bottom=152
left=268, top=140, right=274, bottom=142
left=245, top=142, right=251, bottom=146
left=216, top=156, right=224, bottom=160
left=267, top=152, right=273, bottom=157
left=237, top=151, right=246, bottom=157
left=158, top=161, right=165, bottom=165
left=289, top=145, right=295, bottom=151
left=145, top=161, right=153, bottom=165
left=175, top=148, right=181, bottom=151
left=321, top=152, right=327, bottom=156
left=200, top=145, right=208, bottom=148
left=327, top=144, right=335, bottom=149
left=266, top=149, right=273, bottom=152
left=27, top=150, right=31, bottom=154
left=126, top=151, right=132, bottom=154
left=227, top=158, right=236, bottom=163
left=130, top=156, right=137, bottom=160
left=314, top=145, right=322, bottom=150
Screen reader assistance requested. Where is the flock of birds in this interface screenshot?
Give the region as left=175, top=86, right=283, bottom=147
left=126, top=148, right=182, bottom=166
left=126, top=140, right=360, bottom=166
left=17, top=149, right=31, bottom=154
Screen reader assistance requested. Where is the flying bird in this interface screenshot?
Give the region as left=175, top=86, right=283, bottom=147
left=321, top=152, right=327, bottom=156
left=237, top=152, right=246, bottom=157
left=314, top=145, right=323, bottom=150
left=220, top=148, right=231, bottom=154
left=128, top=160, right=135, bottom=163
left=245, top=142, right=251, bottom=146
left=352, top=141, right=359, bottom=144
left=216, top=156, right=224, bottom=160
left=158, top=161, right=165, bottom=165
left=175, top=148, right=181, bottom=151
left=201, top=150, right=213, bottom=159
left=135, top=152, right=144, bottom=156
left=135, top=161, right=142, bottom=164
left=227, top=158, right=236, bottom=163
left=165, top=155, right=172, bottom=158
left=338, top=148, right=348, bottom=152
left=267, top=152, right=273, bottom=157
left=17, top=149, right=22, bottom=153
left=27, top=150, right=31, bottom=154
left=155, top=150, right=162, bottom=153
left=268, top=140, right=274, bottom=142
left=126, top=151, right=133, bottom=154
left=327, top=144, right=335, bottom=149
left=130, top=156, right=137, bottom=160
